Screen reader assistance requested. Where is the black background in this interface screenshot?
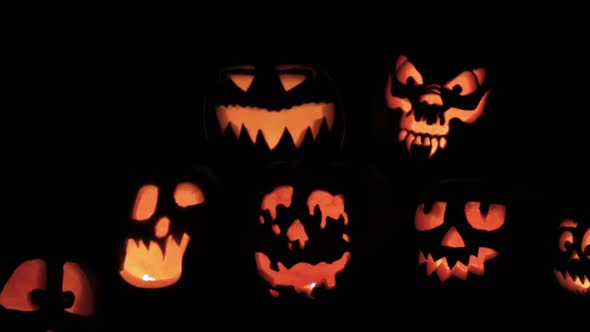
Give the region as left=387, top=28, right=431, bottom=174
left=2, top=9, right=589, bottom=331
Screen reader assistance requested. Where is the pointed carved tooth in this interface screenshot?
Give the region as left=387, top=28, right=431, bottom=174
left=426, top=254, right=437, bottom=275
left=424, top=136, right=431, bottom=146
left=418, top=251, right=427, bottom=264
left=429, top=137, right=439, bottom=158
left=452, top=261, right=469, bottom=280
left=216, top=107, right=231, bottom=133
left=439, top=136, right=447, bottom=149
left=415, top=135, right=423, bottom=146
left=436, top=258, right=452, bottom=282
left=398, top=129, right=408, bottom=142
left=321, top=103, right=335, bottom=130
left=405, top=133, right=415, bottom=153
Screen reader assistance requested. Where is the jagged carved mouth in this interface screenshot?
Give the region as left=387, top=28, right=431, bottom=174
left=553, top=268, right=590, bottom=294
left=216, top=103, right=334, bottom=150
left=254, top=251, right=351, bottom=299
left=119, top=233, right=190, bottom=289
left=398, top=129, right=448, bottom=158
left=418, top=247, right=498, bottom=282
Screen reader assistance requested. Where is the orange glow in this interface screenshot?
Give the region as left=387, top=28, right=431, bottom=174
left=272, top=224, right=281, bottom=236
left=415, top=202, right=447, bottom=231
left=464, top=202, right=506, bottom=231
left=395, top=55, right=424, bottom=85
left=63, top=262, right=95, bottom=317
left=132, top=185, right=158, bottom=221
left=342, top=233, right=350, bottom=242
left=554, top=269, right=590, bottom=295
left=307, top=190, right=348, bottom=229
left=279, top=73, right=307, bottom=92
left=418, top=247, right=498, bottom=282
left=174, top=182, right=205, bottom=208
left=228, top=73, right=254, bottom=92
left=286, top=219, right=308, bottom=250
left=0, top=259, right=46, bottom=312
left=255, top=251, right=351, bottom=299
left=120, top=233, right=190, bottom=289
left=583, top=228, right=590, bottom=254
left=560, top=219, right=578, bottom=228
left=445, top=90, right=490, bottom=124
left=261, top=185, right=293, bottom=221
left=443, top=69, right=485, bottom=96
left=216, top=103, right=335, bottom=150
left=154, top=217, right=170, bottom=239
left=441, top=226, right=465, bottom=248
left=559, top=231, right=574, bottom=252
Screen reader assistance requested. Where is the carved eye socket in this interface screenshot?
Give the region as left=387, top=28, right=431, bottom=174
left=395, top=56, right=423, bottom=86
left=63, top=262, right=95, bottom=317
left=464, top=201, right=506, bottom=231
left=415, top=201, right=446, bottom=231
left=444, top=68, right=485, bottom=96
left=559, top=231, right=574, bottom=253
left=224, top=65, right=256, bottom=92
left=174, top=182, right=205, bottom=208
left=582, top=228, right=590, bottom=258
left=131, top=184, right=158, bottom=222
left=0, top=259, right=47, bottom=312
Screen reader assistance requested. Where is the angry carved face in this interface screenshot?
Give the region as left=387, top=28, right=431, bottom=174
left=554, top=218, right=590, bottom=295
left=255, top=184, right=351, bottom=300
left=385, top=54, right=491, bottom=158
left=205, top=63, right=343, bottom=158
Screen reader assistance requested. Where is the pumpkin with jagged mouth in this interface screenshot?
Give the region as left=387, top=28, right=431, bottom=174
left=255, top=184, right=351, bottom=299
left=554, top=218, right=590, bottom=295
left=119, top=182, right=205, bottom=289
left=415, top=180, right=507, bottom=283
left=204, top=63, right=344, bottom=159
left=385, top=54, right=491, bottom=159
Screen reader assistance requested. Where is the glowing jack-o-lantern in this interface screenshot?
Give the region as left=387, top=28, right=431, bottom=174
left=204, top=62, right=344, bottom=160
left=385, top=54, right=491, bottom=159
left=0, top=259, right=96, bottom=317
left=255, top=184, right=351, bottom=299
left=414, top=179, right=507, bottom=283
left=554, top=218, right=590, bottom=295
left=119, top=182, right=205, bottom=289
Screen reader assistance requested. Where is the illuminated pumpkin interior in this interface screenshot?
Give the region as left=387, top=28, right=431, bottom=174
left=415, top=201, right=506, bottom=282
left=120, top=182, right=205, bottom=289
left=0, top=259, right=46, bottom=311
left=215, top=64, right=335, bottom=151
left=63, top=262, right=95, bottom=317
left=255, top=185, right=351, bottom=299
left=554, top=219, right=590, bottom=295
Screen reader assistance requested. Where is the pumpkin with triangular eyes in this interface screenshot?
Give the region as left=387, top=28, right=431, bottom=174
left=203, top=60, right=345, bottom=163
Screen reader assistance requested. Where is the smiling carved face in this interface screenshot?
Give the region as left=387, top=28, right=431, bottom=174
left=255, top=185, right=351, bottom=299
left=554, top=218, right=590, bottom=295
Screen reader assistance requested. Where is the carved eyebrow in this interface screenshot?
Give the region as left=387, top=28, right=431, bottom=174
left=275, top=64, right=317, bottom=78
left=559, top=219, right=578, bottom=228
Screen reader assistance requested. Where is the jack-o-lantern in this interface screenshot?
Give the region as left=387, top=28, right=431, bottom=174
left=203, top=60, right=345, bottom=163
left=0, top=258, right=98, bottom=331
left=119, top=180, right=206, bottom=289
left=414, top=179, right=508, bottom=284
left=245, top=161, right=357, bottom=304
left=385, top=53, right=491, bottom=159
left=553, top=218, right=590, bottom=296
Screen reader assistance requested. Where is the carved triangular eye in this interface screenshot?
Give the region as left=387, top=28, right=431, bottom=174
left=224, top=65, right=256, bottom=92
left=279, top=73, right=307, bottom=92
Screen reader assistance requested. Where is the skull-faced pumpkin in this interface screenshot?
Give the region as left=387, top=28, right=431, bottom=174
left=204, top=61, right=344, bottom=161
left=385, top=53, right=491, bottom=159
left=119, top=181, right=205, bottom=289
left=553, top=218, right=590, bottom=295
left=255, top=184, right=351, bottom=299
left=414, top=179, right=507, bottom=283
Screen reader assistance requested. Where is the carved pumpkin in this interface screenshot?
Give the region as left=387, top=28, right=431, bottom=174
left=414, top=179, right=508, bottom=283
left=244, top=161, right=357, bottom=304
left=203, top=59, right=345, bottom=163
left=119, top=178, right=206, bottom=289
left=554, top=218, right=590, bottom=295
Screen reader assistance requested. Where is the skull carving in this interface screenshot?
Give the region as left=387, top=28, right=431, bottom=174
left=255, top=184, right=351, bottom=300
left=385, top=54, right=491, bottom=158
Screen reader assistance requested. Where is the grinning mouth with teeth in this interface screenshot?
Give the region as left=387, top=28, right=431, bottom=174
left=216, top=103, right=334, bottom=151
left=399, top=128, right=448, bottom=158
left=119, top=233, right=190, bottom=289
left=418, top=247, right=498, bottom=282
left=553, top=268, right=590, bottom=295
